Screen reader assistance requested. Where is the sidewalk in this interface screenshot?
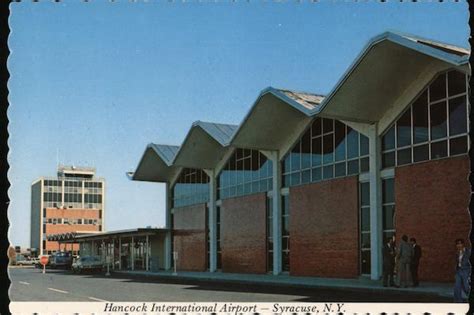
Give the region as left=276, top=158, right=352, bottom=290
left=112, top=269, right=454, bottom=298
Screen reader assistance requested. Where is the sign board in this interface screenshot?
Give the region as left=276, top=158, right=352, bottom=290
left=173, top=251, right=178, bottom=260
left=39, top=256, right=49, bottom=266
left=106, top=255, right=112, bottom=264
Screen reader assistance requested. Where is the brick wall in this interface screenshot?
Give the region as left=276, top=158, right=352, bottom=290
left=173, top=203, right=208, bottom=271
left=395, top=156, right=470, bottom=282
left=221, top=193, right=267, bottom=274
left=290, top=176, right=360, bottom=278
left=44, top=208, right=101, bottom=252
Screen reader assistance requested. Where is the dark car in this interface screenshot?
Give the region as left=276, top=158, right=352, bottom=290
left=71, top=256, right=104, bottom=274
left=50, top=252, right=73, bottom=269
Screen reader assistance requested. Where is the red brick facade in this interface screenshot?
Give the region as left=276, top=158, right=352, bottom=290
left=44, top=208, right=101, bottom=252
left=173, top=203, right=208, bottom=271
left=395, top=156, right=471, bottom=282
left=221, top=193, right=267, bottom=274
left=289, top=176, right=360, bottom=278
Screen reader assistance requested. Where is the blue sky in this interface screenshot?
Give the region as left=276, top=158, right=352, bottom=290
left=8, top=1, right=469, bottom=247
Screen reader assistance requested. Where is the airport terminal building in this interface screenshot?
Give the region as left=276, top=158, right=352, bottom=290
left=131, top=32, right=470, bottom=282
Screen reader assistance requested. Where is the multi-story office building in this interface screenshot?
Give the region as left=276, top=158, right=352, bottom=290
left=131, top=31, right=470, bottom=282
left=31, top=165, right=105, bottom=255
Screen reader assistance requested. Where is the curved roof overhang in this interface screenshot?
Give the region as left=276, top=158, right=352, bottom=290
left=172, top=122, right=238, bottom=170
left=317, top=32, right=470, bottom=123
left=132, top=144, right=180, bottom=183
left=230, top=88, right=317, bottom=151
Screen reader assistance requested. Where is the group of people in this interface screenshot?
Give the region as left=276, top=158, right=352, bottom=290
left=382, top=234, right=421, bottom=288
left=382, top=235, right=471, bottom=303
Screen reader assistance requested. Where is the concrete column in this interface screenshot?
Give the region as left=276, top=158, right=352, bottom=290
left=164, top=182, right=172, bottom=270
left=146, top=235, right=149, bottom=271
left=270, top=151, right=282, bottom=275
left=368, top=123, right=383, bottom=280
left=118, top=237, right=122, bottom=270
left=205, top=169, right=217, bottom=272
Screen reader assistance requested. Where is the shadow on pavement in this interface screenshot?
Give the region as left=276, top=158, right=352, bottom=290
left=68, top=271, right=452, bottom=303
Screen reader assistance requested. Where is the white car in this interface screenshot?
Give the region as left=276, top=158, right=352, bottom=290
left=17, top=258, right=39, bottom=266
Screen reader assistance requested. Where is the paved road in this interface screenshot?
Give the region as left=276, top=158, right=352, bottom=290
left=8, top=267, right=450, bottom=302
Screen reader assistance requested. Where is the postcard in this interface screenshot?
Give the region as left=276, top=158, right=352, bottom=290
left=4, top=1, right=471, bottom=314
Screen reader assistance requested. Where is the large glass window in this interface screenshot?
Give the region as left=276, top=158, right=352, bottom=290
left=281, top=195, right=290, bottom=272
left=382, top=70, right=469, bottom=168
left=382, top=178, right=395, bottom=242
left=282, top=118, right=369, bottom=187
left=359, top=182, right=370, bottom=275
left=172, top=168, right=210, bottom=208
left=217, top=149, right=273, bottom=199
left=216, top=206, right=221, bottom=270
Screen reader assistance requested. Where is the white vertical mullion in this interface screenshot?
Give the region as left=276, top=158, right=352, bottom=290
left=410, top=105, right=414, bottom=163
left=428, top=85, right=432, bottom=160
left=446, top=74, right=450, bottom=155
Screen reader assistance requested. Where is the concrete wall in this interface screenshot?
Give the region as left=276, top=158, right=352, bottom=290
left=395, top=155, right=471, bottom=282
left=173, top=203, right=208, bottom=271
left=289, top=176, right=360, bottom=278
left=221, top=193, right=267, bottom=274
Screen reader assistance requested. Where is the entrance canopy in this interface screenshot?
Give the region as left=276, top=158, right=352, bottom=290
left=55, top=228, right=169, bottom=244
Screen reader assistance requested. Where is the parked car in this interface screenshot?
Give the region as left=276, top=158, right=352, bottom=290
left=16, top=258, right=39, bottom=266
left=71, top=256, right=104, bottom=274
left=50, top=252, right=73, bottom=269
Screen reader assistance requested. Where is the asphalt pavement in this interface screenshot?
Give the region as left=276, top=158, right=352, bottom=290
left=8, top=267, right=451, bottom=302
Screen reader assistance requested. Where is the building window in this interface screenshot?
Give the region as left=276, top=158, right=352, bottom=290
left=217, top=149, right=273, bottom=200
left=281, top=195, right=290, bottom=272
left=43, top=224, right=46, bottom=233
left=282, top=118, right=369, bottom=188
left=78, top=218, right=82, bottom=224
left=43, top=241, right=46, bottom=250
left=360, top=182, right=370, bottom=275
left=382, top=70, right=469, bottom=168
left=172, top=168, right=209, bottom=208
left=382, top=178, right=395, bottom=241
left=216, top=206, right=221, bottom=270
left=206, top=206, right=210, bottom=271
left=266, top=196, right=273, bottom=273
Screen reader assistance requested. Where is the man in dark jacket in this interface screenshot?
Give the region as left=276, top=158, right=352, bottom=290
left=454, top=238, right=471, bottom=302
left=410, top=238, right=422, bottom=287
left=382, top=237, right=396, bottom=287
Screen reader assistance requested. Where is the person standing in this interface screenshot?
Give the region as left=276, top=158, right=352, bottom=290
left=382, top=237, right=396, bottom=287
left=396, top=235, right=414, bottom=288
left=410, top=238, right=422, bottom=287
left=454, top=238, right=471, bottom=302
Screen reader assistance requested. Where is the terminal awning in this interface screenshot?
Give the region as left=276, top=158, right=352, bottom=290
left=132, top=144, right=180, bottom=183
left=173, top=121, right=237, bottom=169
left=319, top=32, right=470, bottom=124
left=230, top=88, right=320, bottom=151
